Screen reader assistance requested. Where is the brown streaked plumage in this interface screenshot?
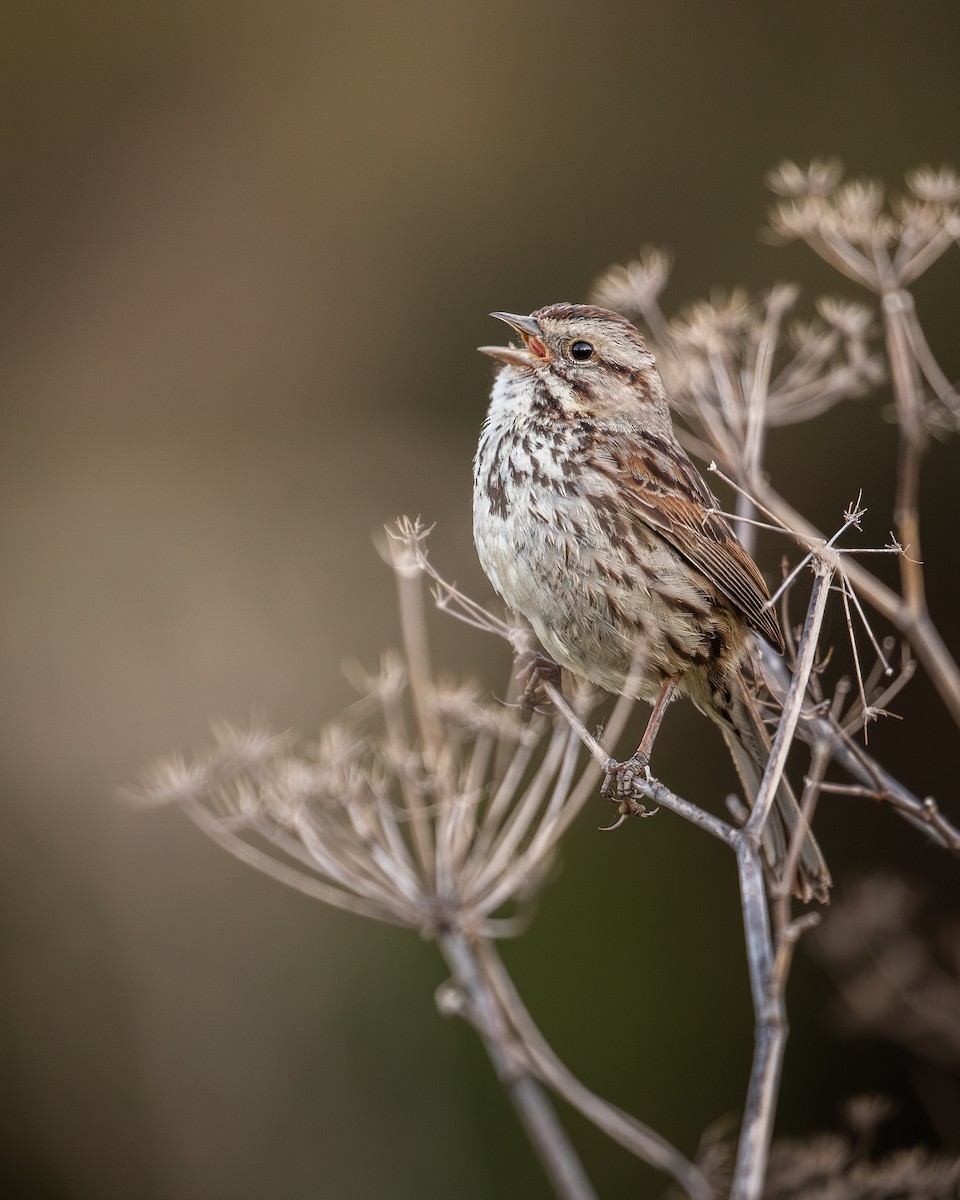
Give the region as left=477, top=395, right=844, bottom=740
left=473, top=303, right=830, bottom=903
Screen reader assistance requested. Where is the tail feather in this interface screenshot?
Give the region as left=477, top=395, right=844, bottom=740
left=706, top=674, right=831, bottom=904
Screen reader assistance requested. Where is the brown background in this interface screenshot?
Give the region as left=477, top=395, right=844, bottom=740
left=2, top=2, right=959, bottom=1197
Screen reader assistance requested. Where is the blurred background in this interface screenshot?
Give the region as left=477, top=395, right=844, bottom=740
left=2, top=2, right=959, bottom=1196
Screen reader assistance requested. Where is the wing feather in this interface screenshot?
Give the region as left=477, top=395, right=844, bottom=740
left=601, top=436, right=784, bottom=651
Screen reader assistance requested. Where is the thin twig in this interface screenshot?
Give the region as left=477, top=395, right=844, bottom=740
left=750, top=478, right=960, bottom=726
left=757, top=642, right=960, bottom=851
left=881, top=288, right=928, bottom=617
left=747, top=562, right=833, bottom=839
left=730, top=843, right=783, bottom=1200
left=440, top=931, right=598, bottom=1200
left=542, top=680, right=736, bottom=843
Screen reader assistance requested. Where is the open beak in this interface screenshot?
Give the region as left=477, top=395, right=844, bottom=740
left=478, top=311, right=550, bottom=367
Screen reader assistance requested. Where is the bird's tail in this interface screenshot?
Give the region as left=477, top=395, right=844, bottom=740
left=704, top=673, right=831, bottom=904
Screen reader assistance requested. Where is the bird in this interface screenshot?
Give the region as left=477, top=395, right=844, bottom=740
left=472, top=302, right=830, bottom=903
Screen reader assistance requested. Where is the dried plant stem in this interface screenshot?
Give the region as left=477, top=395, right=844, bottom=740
left=391, top=551, right=440, bottom=881
left=439, top=931, right=598, bottom=1200
left=184, top=801, right=414, bottom=925
left=475, top=939, right=714, bottom=1200
left=440, top=926, right=713, bottom=1200
left=394, top=562, right=441, bottom=754
left=730, top=567, right=832, bottom=1200
left=757, top=641, right=960, bottom=853
left=538, top=559, right=835, bottom=1199
left=882, top=288, right=928, bottom=615
left=747, top=564, right=832, bottom=839
left=543, top=680, right=737, bottom=843
left=774, top=743, right=831, bottom=910
left=731, top=844, right=781, bottom=1200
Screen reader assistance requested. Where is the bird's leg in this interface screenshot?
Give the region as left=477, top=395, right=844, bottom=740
left=601, top=676, right=678, bottom=801
left=515, top=650, right=562, bottom=712
left=633, top=676, right=678, bottom=764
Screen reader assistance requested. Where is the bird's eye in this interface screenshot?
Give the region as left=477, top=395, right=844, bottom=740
left=569, top=340, right=595, bottom=362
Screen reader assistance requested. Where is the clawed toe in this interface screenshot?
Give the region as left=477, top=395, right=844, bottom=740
left=598, top=755, right=658, bottom=826
left=516, top=652, right=562, bottom=710
left=599, top=753, right=651, bottom=799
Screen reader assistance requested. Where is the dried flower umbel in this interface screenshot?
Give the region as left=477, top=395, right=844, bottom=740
left=683, top=1096, right=960, bottom=1200
left=131, top=521, right=711, bottom=1200
left=132, top=564, right=603, bottom=935
left=816, top=875, right=960, bottom=1070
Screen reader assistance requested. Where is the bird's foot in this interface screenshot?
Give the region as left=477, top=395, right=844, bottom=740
left=598, top=755, right=659, bottom=829
left=515, top=651, right=562, bottom=712
left=600, top=753, right=651, bottom=799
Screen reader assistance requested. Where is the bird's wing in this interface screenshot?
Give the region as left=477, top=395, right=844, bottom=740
left=602, top=435, right=785, bottom=651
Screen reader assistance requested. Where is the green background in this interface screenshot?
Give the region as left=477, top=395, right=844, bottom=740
left=2, top=2, right=958, bottom=1196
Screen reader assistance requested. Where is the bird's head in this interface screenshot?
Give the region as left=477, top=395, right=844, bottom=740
left=479, top=303, right=667, bottom=422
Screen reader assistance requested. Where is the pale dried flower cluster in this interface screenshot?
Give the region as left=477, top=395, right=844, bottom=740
left=767, top=160, right=960, bottom=290
left=129, top=519, right=708, bottom=1200
left=131, top=526, right=613, bottom=938
left=690, top=1099, right=960, bottom=1200
left=593, top=275, right=884, bottom=503
left=595, top=160, right=960, bottom=464
left=816, top=875, right=960, bottom=1069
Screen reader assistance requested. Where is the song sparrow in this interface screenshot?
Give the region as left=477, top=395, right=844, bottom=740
left=473, top=303, right=830, bottom=903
